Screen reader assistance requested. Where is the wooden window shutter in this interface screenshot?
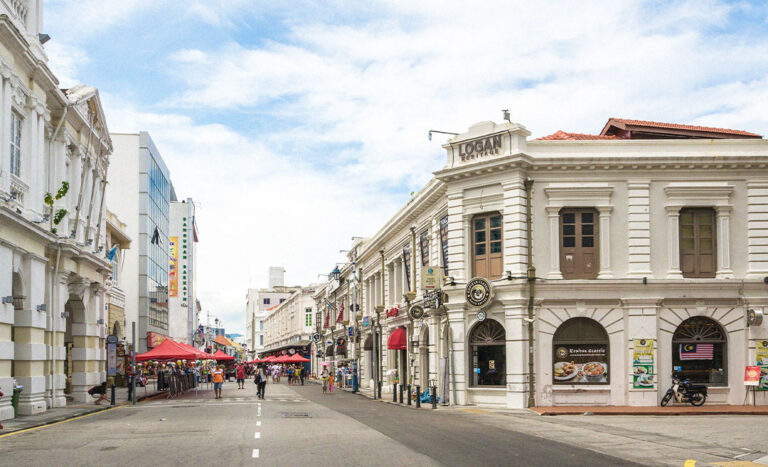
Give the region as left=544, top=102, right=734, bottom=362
left=559, top=208, right=599, bottom=279
left=680, top=208, right=716, bottom=278
left=472, top=213, right=503, bottom=279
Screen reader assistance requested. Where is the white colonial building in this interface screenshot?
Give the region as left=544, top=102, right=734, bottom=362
left=315, top=117, right=768, bottom=408
left=263, top=286, right=316, bottom=362
left=0, top=2, right=115, bottom=417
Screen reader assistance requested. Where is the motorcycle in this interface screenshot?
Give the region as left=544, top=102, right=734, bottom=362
left=660, top=375, right=707, bottom=406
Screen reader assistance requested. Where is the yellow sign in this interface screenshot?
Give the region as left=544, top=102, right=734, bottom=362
left=169, top=236, right=178, bottom=297
left=421, top=266, right=442, bottom=291
left=757, top=341, right=768, bottom=366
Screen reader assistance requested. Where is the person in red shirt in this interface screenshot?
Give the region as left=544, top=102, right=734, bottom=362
left=236, top=364, right=246, bottom=389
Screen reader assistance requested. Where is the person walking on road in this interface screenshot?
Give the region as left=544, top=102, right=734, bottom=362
left=212, top=365, right=224, bottom=399
left=255, top=365, right=267, bottom=399
left=236, top=364, right=246, bottom=389
left=321, top=367, right=329, bottom=395
left=328, top=372, right=335, bottom=394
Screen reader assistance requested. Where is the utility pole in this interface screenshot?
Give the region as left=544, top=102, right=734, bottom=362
left=131, top=321, right=136, bottom=405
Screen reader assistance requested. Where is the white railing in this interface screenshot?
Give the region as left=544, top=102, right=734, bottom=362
left=8, top=0, right=28, bottom=25
left=9, top=174, right=27, bottom=206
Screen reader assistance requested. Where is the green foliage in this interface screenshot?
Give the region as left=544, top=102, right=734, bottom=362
left=53, top=209, right=67, bottom=225
left=44, top=181, right=70, bottom=235
left=44, top=193, right=54, bottom=206
left=55, top=181, right=69, bottom=200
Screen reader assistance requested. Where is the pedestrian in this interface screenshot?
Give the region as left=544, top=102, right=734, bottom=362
left=257, top=365, right=267, bottom=399
left=236, top=364, right=246, bottom=389
left=88, top=381, right=108, bottom=405
left=328, top=372, right=335, bottom=394
left=299, top=366, right=305, bottom=385
left=212, top=365, right=224, bottom=399
left=321, top=367, right=329, bottom=394
left=336, top=367, right=343, bottom=389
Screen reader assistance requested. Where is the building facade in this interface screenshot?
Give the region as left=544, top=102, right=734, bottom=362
left=168, top=198, right=198, bottom=344
left=263, top=286, right=316, bottom=356
left=315, top=118, right=768, bottom=408
left=245, top=268, right=298, bottom=357
left=107, top=132, right=174, bottom=353
left=0, top=2, right=115, bottom=416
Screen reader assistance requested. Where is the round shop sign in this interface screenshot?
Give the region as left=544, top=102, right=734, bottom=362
left=555, top=347, right=569, bottom=359
left=465, top=277, right=493, bottom=308
left=476, top=310, right=487, bottom=322
left=409, top=305, right=425, bottom=320
left=106, top=334, right=118, bottom=345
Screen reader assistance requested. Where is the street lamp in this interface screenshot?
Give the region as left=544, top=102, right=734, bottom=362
left=330, top=266, right=341, bottom=281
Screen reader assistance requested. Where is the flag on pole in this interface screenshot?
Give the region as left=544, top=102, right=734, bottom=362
left=336, top=300, right=344, bottom=323
left=107, top=245, right=119, bottom=261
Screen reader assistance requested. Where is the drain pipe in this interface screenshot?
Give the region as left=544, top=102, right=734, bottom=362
left=48, top=241, right=61, bottom=407
left=47, top=107, right=68, bottom=195
left=524, top=179, right=536, bottom=408
left=378, top=249, right=385, bottom=398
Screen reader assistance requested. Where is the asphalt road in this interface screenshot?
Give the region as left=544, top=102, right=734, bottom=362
left=0, top=381, right=642, bottom=467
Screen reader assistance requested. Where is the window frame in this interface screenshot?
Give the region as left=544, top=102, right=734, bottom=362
left=471, top=212, right=503, bottom=280
left=559, top=208, right=599, bottom=279
left=10, top=111, right=22, bottom=177
left=672, top=316, right=727, bottom=386
left=468, top=319, right=506, bottom=387
left=679, top=207, right=717, bottom=279
left=552, top=317, right=609, bottom=385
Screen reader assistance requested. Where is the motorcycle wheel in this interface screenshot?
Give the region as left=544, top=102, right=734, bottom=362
left=660, top=391, right=673, bottom=407
left=689, top=393, right=706, bottom=406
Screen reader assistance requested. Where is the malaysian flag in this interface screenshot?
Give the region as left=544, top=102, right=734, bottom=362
left=680, top=343, right=714, bottom=360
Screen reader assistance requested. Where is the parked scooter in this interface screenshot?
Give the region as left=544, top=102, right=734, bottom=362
left=660, top=375, right=707, bottom=406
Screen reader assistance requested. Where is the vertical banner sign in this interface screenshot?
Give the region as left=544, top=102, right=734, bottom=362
left=439, top=216, right=449, bottom=275
left=169, top=236, right=178, bottom=297
left=632, top=339, right=655, bottom=388
left=403, top=244, right=411, bottom=291
left=107, top=343, right=117, bottom=376
left=420, top=230, right=430, bottom=266
left=757, top=340, right=768, bottom=391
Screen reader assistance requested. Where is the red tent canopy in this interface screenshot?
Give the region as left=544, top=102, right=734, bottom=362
left=273, top=355, right=290, bottom=363
left=388, top=326, right=407, bottom=350
left=261, top=356, right=275, bottom=362
left=136, top=339, right=199, bottom=362
left=175, top=341, right=213, bottom=359
left=287, top=353, right=310, bottom=363
left=213, top=350, right=235, bottom=361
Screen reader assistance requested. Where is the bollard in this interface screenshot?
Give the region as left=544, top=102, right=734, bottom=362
left=415, top=385, right=421, bottom=408
left=399, top=383, right=404, bottom=404
left=377, top=381, right=382, bottom=399
left=430, top=385, right=437, bottom=409
left=393, top=383, right=397, bottom=402
left=407, top=384, right=411, bottom=406
left=110, top=384, right=115, bottom=406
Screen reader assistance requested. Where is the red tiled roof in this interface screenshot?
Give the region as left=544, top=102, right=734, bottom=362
left=604, top=118, right=761, bottom=137
left=536, top=130, right=619, bottom=141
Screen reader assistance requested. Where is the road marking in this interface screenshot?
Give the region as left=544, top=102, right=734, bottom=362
left=256, top=421, right=261, bottom=426
left=255, top=432, right=261, bottom=439
left=684, top=460, right=696, bottom=467
left=252, top=449, right=259, bottom=458
left=0, top=406, right=121, bottom=438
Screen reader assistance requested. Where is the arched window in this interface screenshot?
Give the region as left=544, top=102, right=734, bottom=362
left=469, top=319, right=505, bottom=386
left=672, top=316, right=727, bottom=385
left=552, top=318, right=609, bottom=385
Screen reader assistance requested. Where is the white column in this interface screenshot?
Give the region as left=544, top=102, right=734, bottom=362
left=0, top=75, right=10, bottom=194
left=597, top=206, right=613, bottom=279
left=627, top=181, right=652, bottom=277
left=35, top=108, right=46, bottom=214
left=546, top=207, right=563, bottom=279
left=666, top=206, right=683, bottom=278
left=716, top=206, right=733, bottom=278
left=446, top=191, right=466, bottom=281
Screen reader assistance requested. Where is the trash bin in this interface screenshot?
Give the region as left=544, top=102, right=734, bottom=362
left=12, top=388, right=22, bottom=416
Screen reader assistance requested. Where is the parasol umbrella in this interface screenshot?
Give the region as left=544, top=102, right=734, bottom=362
left=320, top=361, right=330, bottom=367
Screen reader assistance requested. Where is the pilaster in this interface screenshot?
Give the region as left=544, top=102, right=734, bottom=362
left=627, top=181, right=651, bottom=277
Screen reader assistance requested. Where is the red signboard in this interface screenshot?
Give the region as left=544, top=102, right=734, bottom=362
left=745, top=366, right=761, bottom=386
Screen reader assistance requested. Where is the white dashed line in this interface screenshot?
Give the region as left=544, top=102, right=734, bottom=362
left=256, top=421, right=261, bottom=426
left=252, top=449, right=259, bottom=458
left=254, top=432, right=261, bottom=439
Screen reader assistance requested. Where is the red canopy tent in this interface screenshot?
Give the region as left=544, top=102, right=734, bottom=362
left=261, top=356, right=275, bottom=362
left=287, top=354, right=310, bottom=363
left=175, top=341, right=213, bottom=359
left=273, top=355, right=290, bottom=363
left=213, top=350, right=235, bottom=362
left=136, top=339, right=199, bottom=362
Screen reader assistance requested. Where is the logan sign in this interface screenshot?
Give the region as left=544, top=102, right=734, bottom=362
left=459, top=134, right=502, bottom=162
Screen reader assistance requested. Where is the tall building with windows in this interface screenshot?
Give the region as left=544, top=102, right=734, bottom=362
left=313, top=117, right=768, bottom=409
left=107, top=132, right=175, bottom=352
left=245, top=267, right=299, bottom=357
left=0, top=2, right=115, bottom=416
left=168, top=198, right=199, bottom=343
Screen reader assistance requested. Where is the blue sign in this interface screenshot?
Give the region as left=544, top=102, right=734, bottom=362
left=362, top=316, right=370, bottom=327
left=348, top=327, right=354, bottom=337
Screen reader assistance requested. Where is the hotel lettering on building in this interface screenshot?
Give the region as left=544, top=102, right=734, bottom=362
left=313, top=118, right=768, bottom=407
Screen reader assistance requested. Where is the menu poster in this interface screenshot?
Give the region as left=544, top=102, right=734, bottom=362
left=757, top=341, right=768, bottom=391
left=632, top=338, right=655, bottom=389
left=553, top=344, right=609, bottom=385
left=745, top=366, right=761, bottom=386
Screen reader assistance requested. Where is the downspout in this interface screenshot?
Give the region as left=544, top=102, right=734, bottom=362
left=524, top=179, right=536, bottom=408
left=378, top=249, right=385, bottom=396
left=48, top=241, right=61, bottom=407
left=71, top=111, right=95, bottom=239
left=84, top=128, right=105, bottom=245
left=409, top=226, right=417, bottom=385
left=92, top=163, right=109, bottom=253
left=47, top=107, right=68, bottom=199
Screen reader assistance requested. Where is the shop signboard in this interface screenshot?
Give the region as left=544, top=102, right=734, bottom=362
left=421, top=266, right=442, bottom=291
left=362, top=315, right=370, bottom=327
left=169, top=237, right=178, bottom=297
left=757, top=341, right=768, bottom=391
left=107, top=342, right=117, bottom=376
left=745, top=366, right=761, bottom=386
left=632, top=338, right=655, bottom=389
left=553, top=344, right=609, bottom=385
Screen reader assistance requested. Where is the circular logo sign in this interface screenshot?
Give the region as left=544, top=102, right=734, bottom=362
left=465, top=277, right=493, bottom=308
left=312, top=333, right=321, bottom=343
left=476, top=310, right=487, bottom=322
left=106, top=334, right=118, bottom=345
left=409, top=305, right=425, bottom=320
left=556, top=347, right=569, bottom=359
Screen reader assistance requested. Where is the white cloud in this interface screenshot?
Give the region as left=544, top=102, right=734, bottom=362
left=45, top=42, right=90, bottom=88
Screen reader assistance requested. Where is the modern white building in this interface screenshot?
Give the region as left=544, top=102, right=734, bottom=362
left=168, top=198, right=199, bottom=344
left=245, top=268, right=299, bottom=357
left=315, top=117, right=768, bottom=408
left=0, top=1, right=116, bottom=415
left=263, top=286, right=316, bottom=358
left=107, top=132, right=175, bottom=353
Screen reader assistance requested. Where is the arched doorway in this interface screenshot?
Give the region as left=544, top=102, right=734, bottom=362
left=469, top=320, right=506, bottom=386
left=363, top=334, right=373, bottom=387
left=672, top=316, right=727, bottom=385
left=420, top=327, right=430, bottom=387
left=552, top=318, right=609, bottom=385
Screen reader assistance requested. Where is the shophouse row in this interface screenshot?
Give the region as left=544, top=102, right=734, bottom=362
left=309, top=117, right=768, bottom=408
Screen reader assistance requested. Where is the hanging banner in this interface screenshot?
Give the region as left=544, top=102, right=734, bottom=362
left=169, top=236, right=179, bottom=297
left=757, top=340, right=768, bottom=391
left=403, top=244, right=411, bottom=291
left=420, top=230, right=430, bottom=266
left=632, top=338, right=655, bottom=388
left=439, top=215, right=449, bottom=275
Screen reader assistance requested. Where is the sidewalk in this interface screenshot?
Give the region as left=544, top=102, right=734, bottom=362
left=0, top=385, right=163, bottom=435
left=531, top=405, right=768, bottom=416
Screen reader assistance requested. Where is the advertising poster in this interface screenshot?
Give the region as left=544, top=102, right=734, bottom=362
left=107, top=342, right=117, bottom=376
left=757, top=340, right=768, bottom=391
left=745, top=366, right=761, bottom=386
left=169, top=236, right=178, bottom=297
left=553, top=344, right=609, bottom=384
left=632, top=338, right=655, bottom=388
